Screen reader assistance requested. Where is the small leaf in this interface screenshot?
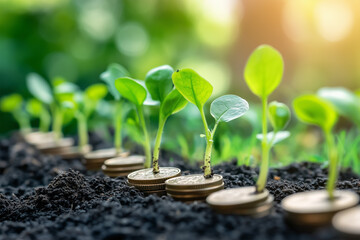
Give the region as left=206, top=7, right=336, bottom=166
left=136, top=80, right=160, bottom=106
left=293, top=94, right=338, bottom=132
left=172, top=68, right=213, bottom=109
left=145, top=65, right=174, bottom=102
left=26, top=73, right=53, bottom=104
left=26, top=99, right=43, bottom=117
left=100, top=63, right=129, bottom=100
left=0, top=94, right=23, bottom=112
left=160, top=89, right=188, bottom=120
left=115, top=77, right=147, bottom=106
left=268, top=101, right=290, bottom=131
left=85, top=84, right=108, bottom=101
left=256, top=131, right=290, bottom=146
left=244, top=45, right=284, bottom=98
left=53, top=78, right=78, bottom=96
left=210, top=95, right=249, bottom=123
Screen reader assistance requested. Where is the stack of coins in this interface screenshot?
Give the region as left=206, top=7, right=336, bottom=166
left=24, top=131, right=56, bottom=146
left=83, top=148, right=129, bottom=170
left=165, top=174, right=224, bottom=202
left=37, top=138, right=74, bottom=155
left=128, top=167, right=182, bottom=196
left=59, top=145, right=92, bottom=160
left=281, top=190, right=359, bottom=228
left=206, top=186, right=274, bottom=217
left=332, top=206, right=360, bottom=238
left=102, top=155, right=145, bottom=177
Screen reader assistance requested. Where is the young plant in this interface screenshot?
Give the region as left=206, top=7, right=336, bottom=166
left=100, top=63, right=129, bottom=154
left=115, top=77, right=152, bottom=168
left=145, top=65, right=188, bottom=173
left=244, top=44, right=284, bottom=193
left=173, top=69, right=249, bottom=178
left=72, top=84, right=108, bottom=151
left=293, top=94, right=338, bottom=199
left=0, top=94, right=31, bottom=132
left=26, top=98, right=51, bottom=132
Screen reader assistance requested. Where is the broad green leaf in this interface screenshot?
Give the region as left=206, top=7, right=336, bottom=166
left=256, top=131, right=290, bottom=146
left=293, top=95, right=338, bottom=132
left=0, top=94, right=23, bottom=112
left=244, top=45, right=284, bottom=98
left=268, top=101, right=290, bottom=131
left=160, top=89, right=188, bottom=120
left=317, top=87, right=360, bottom=126
left=172, top=68, right=213, bottom=109
left=26, top=99, right=43, bottom=117
left=85, top=83, right=108, bottom=101
left=115, top=77, right=147, bottom=106
left=26, top=73, right=53, bottom=104
left=210, top=95, right=249, bottom=123
left=145, top=65, right=174, bottom=102
left=100, top=63, right=129, bottom=100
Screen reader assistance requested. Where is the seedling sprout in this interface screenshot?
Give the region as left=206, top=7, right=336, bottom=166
left=26, top=98, right=51, bottom=132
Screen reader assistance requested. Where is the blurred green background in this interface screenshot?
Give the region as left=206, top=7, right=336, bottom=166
left=1, top=0, right=360, bottom=169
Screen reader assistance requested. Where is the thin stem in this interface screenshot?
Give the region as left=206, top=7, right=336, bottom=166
left=53, top=107, right=63, bottom=141
left=152, top=117, right=166, bottom=173
left=114, top=102, right=123, bottom=154
left=325, top=130, right=337, bottom=200
left=199, top=107, right=210, bottom=140
left=199, top=106, right=213, bottom=177
left=39, top=107, right=51, bottom=132
left=13, top=110, right=31, bottom=133
left=77, top=112, right=88, bottom=150
left=256, top=97, right=269, bottom=193
left=137, top=106, right=151, bottom=168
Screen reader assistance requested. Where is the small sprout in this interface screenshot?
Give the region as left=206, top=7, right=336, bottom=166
left=0, top=94, right=31, bottom=132
left=26, top=98, right=51, bottom=133
left=145, top=65, right=188, bottom=173
left=173, top=69, right=249, bottom=178
left=293, top=94, right=338, bottom=199
left=244, top=44, right=285, bottom=193
left=115, top=77, right=152, bottom=168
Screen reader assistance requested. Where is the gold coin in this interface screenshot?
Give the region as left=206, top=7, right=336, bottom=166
left=84, top=148, right=130, bottom=160
left=25, top=131, right=56, bottom=145
left=102, top=165, right=143, bottom=173
left=165, top=174, right=223, bottom=190
left=282, top=190, right=359, bottom=227
left=37, top=138, right=74, bottom=153
left=127, top=167, right=181, bottom=184
left=60, top=145, right=92, bottom=160
left=103, top=172, right=129, bottom=177
left=104, top=155, right=145, bottom=168
left=128, top=181, right=166, bottom=191
left=206, top=186, right=269, bottom=209
left=332, top=206, right=360, bottom=237
left=166, top=182, right=224, bottom=195
left=167, top=192, right=210, bottom=201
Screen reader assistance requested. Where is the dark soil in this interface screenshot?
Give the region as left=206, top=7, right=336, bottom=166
left=0, top=135, right=359, bottom=240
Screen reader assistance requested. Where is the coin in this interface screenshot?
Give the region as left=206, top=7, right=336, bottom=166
left=84, top=148, right=130, bottom=160
left=166, top=182, right=224, bottom=195
left=102, top=165, right=143, bottom=173
left=24, top=131, right=56, bottom=145
left=37, top=138, right=74, bottom=153
left=128, top=167, right=181, bottom=184
left=60, top=145, right=92, bottom=160
left=104, top=155, right=145, bottom=168
left=206, top=186, right=269, bottom=210
left=165, top=174, right=223, bottom=190
left=332, top=206, right=360, bottom=237
left=128, top=181, right=166, bottom=191
left=216, top=195, right=274, bottom=215
left=282, top=190, right=359, bottom=227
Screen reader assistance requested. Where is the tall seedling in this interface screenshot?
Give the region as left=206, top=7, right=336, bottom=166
left=0, top=94, right=31, bottom=132
left=244, top=45, right=284, bottom=192
left=293, top=95, right=338, bottom=199
left=173, top=69, right=249, bottom=178
left=145, top=65, right=188, bottom=173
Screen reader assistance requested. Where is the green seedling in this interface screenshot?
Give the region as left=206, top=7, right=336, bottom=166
left=0, top=94, right=31, bottom=132
left=71, top=84, right=108, bottom=151
left=244, top=44, right=284, bottom=192
left=26, top=73, right=53, bottom=132
left=173, top=69, right=249, bottom=178
left=115, top=77, right=152, bottom=168
left=145, top=65, right=188, bottom=173
left=100, top=63, right=129, bottom=154
left=26, top=98, right=51, bottom=132
left=293, top=94, right=338, bottom=199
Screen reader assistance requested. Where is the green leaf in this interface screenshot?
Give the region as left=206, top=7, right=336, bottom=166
left=244, top=45, right=284, bottom=98
left=26, top=99, right=43, bottom=117
left=160, top=89, right=188, bottom=120
left=172, top=68, right=213, bottom=109
left=256, top=131, right=290, bottom=146
left=0, top=94, right=23, bottom=112
left=317, top=87, right=360, bottom=126
left=100, top=63, right=129, bottom=100
left=293, top=95, right=338, bottom=132
left=26, top=73, right=53, bottom=104
left=268, top=101, right=291, bottom=131
left=85, top=83, right=108, bottom=101
left=145, top=65, right=174, bottom=102
left=115, top=77, right=147, bottom=106
left=210, top=95, right=249, bottom=123
left=135, top=80, right=160, bottom=106
left=52, top=78, right=78, bottom=96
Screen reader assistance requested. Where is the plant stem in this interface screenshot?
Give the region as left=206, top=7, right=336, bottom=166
left=77, top=112, right=88, bottom=151
left=53, top=107, right=63, bottom=141
left=325, top=130, right=337, bottom=200
left=256, top=97, right=269, bottom=193
left=39, top=107, right=51, bottom=132
left=13, top=111, right=31, bottom=133
left=152, top=117, right=166, bottom=173
left=199, top=107, right=210, bottom=139
left=199, top=106, right=215, bottom=178
left=114, top=102, right=123, bottom=154
left=137, top=106, right=151, bottom=168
